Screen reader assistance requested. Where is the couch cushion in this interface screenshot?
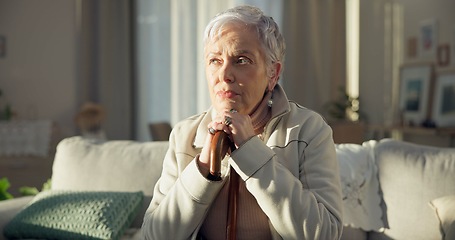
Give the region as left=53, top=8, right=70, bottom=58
left=51, top=137, right=169, bottom=196
left=336, top=140, right=383, bottom=232
left=0, top=196, right=34, bottom=240
left=3, top=190, right=143, bottom=240
left=430, top=194, right=455, bottom=240
left=370, top=139, right=455, bottom=240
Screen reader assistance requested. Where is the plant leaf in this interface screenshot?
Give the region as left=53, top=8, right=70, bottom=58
left=19, top=186, right=39, bottom=196
left=0, top=177, right=14, bottom=200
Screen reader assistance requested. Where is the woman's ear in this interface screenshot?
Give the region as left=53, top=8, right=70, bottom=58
left=268, top=62, right=282, bottom=91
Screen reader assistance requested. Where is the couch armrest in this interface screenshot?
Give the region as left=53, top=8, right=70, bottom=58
left=0, top=196, right=33, bottom=240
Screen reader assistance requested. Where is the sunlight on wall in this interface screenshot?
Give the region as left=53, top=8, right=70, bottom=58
left=346, top=0, right=359, bottom=121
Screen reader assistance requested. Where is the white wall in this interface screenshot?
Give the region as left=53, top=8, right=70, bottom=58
left=359, top=0, right=455, bottom=127
left=0, top=0, right=133, bottom=141
left=401, top=0, right=455, bottom=65
left=0, top=0, right=78, bottom=140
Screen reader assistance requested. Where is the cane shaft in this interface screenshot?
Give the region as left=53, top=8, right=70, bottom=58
left=209, top=131, right=229, bottom=180
left=209, top=130, right=238, bottom=240
left=226, top=167, right=239, bottom=240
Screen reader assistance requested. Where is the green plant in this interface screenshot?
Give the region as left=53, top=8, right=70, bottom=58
left=42, top=178, right=52, bottom=191
left=19, top=186, right=39, bottom=196
left=0, top=178, right=52, bottom=200
left=324, top=86, right=360, bottom=121
left=20, top=179, right=52, bottom=196
left=0, top=177, right=14, bottom=200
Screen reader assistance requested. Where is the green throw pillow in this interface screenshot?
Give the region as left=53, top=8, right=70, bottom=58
left=3, top=190, right=144, bottom=240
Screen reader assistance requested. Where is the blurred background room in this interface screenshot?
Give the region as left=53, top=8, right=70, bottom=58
left=1, top=0, right=455, bottom=196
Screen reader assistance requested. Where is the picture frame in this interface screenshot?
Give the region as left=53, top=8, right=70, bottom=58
left=419, top=19, right=438, bottom=58
left=452, top=27, right=455, bottom=67
left=0, top=35, right=5, bottom=58
left=407, top=37, right=417, bottom=58
left=437, top=44, right=450, bottom=67
left=432, top=70, right=455, bottom=127
left=399, top=63, right=434, bottom=126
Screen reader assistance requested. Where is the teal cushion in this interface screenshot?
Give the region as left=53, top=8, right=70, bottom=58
left=3, top=190, right=143, bottom=240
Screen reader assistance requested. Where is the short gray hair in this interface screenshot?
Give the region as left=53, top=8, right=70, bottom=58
left=203, top=5, right=286, bottom=66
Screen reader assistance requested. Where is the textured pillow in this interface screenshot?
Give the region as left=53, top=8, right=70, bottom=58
left=430, top=195, right=455, bottom=240
left=4, top=190, right=143, bottom=240
left=336, top=140, right=383, bottom=231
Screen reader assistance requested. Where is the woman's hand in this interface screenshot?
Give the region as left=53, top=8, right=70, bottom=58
left=214, top=109, right=255, bottom=147
left=199, top=109, right=256, bottom=172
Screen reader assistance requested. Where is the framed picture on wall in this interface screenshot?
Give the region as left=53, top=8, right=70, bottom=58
left=452, top=27, right=455, bottom=67
left=437, top=44, right=450, bottom=67
left=0, top=35, right=5, bottom=58
left=419, top=19, right=438, bottom=58
left=399, top=63, right=434, bottom=126
left=432, top=70, right=455, bottom=127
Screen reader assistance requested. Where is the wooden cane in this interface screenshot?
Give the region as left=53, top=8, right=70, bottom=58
left=209, top=131, right=230, bottom=180
left=210, top=131, right=238, bottom=240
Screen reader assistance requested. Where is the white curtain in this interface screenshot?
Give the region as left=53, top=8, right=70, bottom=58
left=78, top=0, right=133, bottom=140
left=281, top=0, right=346, bottom=114
left=135, top=0, right=172, bottom=141
left=135, top=0, right=344, bottom=141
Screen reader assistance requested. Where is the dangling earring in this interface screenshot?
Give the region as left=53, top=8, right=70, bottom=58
left=267, top=90, right=273, bottom=107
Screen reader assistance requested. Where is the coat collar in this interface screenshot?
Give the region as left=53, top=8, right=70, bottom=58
left=193, top=107, right=215, bottom=148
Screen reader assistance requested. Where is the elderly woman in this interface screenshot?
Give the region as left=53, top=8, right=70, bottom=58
left=141, top=5, right=343, bottom=240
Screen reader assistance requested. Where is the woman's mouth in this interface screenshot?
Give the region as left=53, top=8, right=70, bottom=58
left=217, top=90, right=237, bottom=99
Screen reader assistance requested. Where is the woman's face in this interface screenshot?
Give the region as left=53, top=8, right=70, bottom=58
left=205, top=23, right=277, bottom=115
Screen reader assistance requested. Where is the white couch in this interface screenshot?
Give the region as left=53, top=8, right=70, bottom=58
left=0, top=136, right=454, bottom=239
left=0, top=137, right=169, bottom=240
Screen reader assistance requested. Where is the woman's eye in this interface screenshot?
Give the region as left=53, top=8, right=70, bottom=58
left=209, top=58, right=220, bottom=65
left=237, top=57, right=251, bottom=64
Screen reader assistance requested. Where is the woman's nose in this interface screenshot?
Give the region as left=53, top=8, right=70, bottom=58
left=219, top=63, right=235, bottom=83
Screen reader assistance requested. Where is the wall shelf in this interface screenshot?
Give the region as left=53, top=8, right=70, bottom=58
left=367, top=125, right=455, bottom=147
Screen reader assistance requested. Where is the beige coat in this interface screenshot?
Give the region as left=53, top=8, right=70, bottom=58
left=141, top=85, right=343, bottom=240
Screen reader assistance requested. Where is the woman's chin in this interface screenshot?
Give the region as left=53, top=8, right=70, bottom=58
left=215, top=102, right=240, bottom=112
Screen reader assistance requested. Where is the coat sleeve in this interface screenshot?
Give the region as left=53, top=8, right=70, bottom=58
left=140, top=129, right=226, bottom=240
left=229, top=114, right=343, bottom=240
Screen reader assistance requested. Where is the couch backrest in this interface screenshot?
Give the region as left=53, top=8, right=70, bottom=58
left=51, top=136, right=169, bottom=196
left=370, top=139, right=455, bottom=240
